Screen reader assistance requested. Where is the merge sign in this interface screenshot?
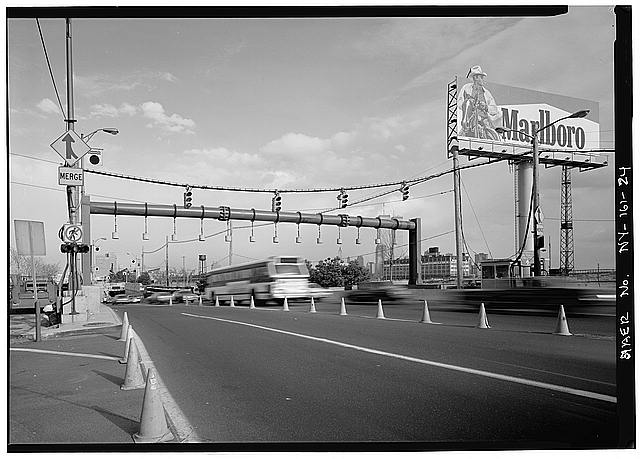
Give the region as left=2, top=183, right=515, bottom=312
left=50, top=130, right=91, bottom=166
left=58, top=166, right=85, bottom=186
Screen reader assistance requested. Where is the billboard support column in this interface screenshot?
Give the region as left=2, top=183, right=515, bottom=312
left=452, top=152, right=464, bottom=289
left=517, top=162, right=534, bottom=277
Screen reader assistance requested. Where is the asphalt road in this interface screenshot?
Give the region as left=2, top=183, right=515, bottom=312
left=115, top=297, right=617, bottom=447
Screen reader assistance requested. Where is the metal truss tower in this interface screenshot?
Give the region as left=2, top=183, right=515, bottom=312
left=560, top=165, right=575, bottom=275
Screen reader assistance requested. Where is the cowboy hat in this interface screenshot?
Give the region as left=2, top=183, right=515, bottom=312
left=466, top=65, right=487, bottom=78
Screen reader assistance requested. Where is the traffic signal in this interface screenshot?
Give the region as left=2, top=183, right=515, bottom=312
left=337, top=189, right=348, bottom=208
left=183, top=186, right=193, bottom=209
left=60, top=243, right=90, bottom=253
left=271, top=191, right=282, bottom=212
left=400, top=182, right=410, bottom=201
left=87, top=150, right=102, bottom=166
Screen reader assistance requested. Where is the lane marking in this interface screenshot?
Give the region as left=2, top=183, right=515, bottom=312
left=10, top=348, right=120, bottom=361
left=181, top=312, right=616, bottom=404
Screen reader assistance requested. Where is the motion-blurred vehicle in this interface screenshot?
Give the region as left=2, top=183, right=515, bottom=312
left=347, top=281, right=410, bottom=302
left=173, top=289, right=199, bottom=303
left=308, top=283, right=332, bottom=300
left=146, top=291, right=175, bottom=304
left=108, top=294, right=141, bottom=304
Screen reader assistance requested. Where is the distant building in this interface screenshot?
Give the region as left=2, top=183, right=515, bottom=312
left=95, top=252, right=117, bottom=280
left=381, top=246, right=471, bottom=281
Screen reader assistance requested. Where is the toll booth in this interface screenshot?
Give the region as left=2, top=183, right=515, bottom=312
left=480, top=258, right=519, bottom=289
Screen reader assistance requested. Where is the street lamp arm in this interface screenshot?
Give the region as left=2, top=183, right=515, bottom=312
left=536, top=109, right=590, bottom=135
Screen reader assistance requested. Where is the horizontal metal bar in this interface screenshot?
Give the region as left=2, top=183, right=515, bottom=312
left=89, top=201, right=416, bottom=231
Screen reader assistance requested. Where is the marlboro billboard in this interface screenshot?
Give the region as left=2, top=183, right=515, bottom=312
left=454, top=65, right=600, bottom=153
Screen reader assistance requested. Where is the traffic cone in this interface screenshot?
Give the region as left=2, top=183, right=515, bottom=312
left=339, top=298, right=347, bottom=316
left=119, top=312, right=130, bottom=341
left=420, top=300, right=433, bottom=324
left=230, top=296, right=235, bottom=307
left=250, top=296, right=256, bottom=309
left=214, top=296, right=220, bottom=307
left=198, top=296, right=202, bottom=306
left=121, top=341, right=145, bottom=391
left=132, top=368, right=172, bottom=443
left=283, top=297, right=290, bottom=311
left=169, top=296, right=173, bottom=306
left=553, top=305, right=572, bottom=336
left=477, top=303, right=490, bottom=329
left=119, top=329, right=133, bottom=364
left=309, top=297, right=317, bottom=313
left=376, top=299, right=385, bottom=319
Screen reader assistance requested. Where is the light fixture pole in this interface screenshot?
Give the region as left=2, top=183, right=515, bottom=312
left=497, top=109, right=589, bottom=277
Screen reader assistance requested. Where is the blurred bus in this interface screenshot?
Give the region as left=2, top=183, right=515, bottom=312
left=203, top=256, right=310, bottom=305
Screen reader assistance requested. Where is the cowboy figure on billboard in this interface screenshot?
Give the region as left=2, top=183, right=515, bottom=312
left=458, top=65, right=501, bottom=141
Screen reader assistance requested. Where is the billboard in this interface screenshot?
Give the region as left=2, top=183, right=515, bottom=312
left=453, top=66, right=601, bottom=157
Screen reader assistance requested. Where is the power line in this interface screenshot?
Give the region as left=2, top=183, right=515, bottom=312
left=35, top=19, right=66, bottom=120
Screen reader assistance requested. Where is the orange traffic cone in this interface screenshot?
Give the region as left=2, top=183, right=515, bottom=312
left=309, top=297, right=317, bottom=313
left=376, top=299, right=385, bottom=319
left=339, top=298, right=348, bottom=316
left=230, top=295, right=235, bottom=307
left=283, top=297, right=290, bottom=311
left=119, top=327, right=133, bottom=363
left=214, top=296, right=220, bottom=307
left=121, top=341, right=145, bottom=391
left=477, top=303, right=491, bottom=329
left=118, top=312, right=130, bottom=341
left=553, top=305, right=572, bottom=336
left=198, top=296, right=202, bottom=306
left=250, top=296, right=256, bottom=309
left=420, top=300, right=433, bottom=324
left=132, top=368, right=172, bottom=443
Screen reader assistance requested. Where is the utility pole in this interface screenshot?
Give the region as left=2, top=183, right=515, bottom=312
left=64, top=18, right=80, bottom=314
left=182, top=256, right=186, bottom=286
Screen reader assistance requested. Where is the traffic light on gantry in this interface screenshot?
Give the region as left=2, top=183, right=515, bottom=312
left=337, top=189, right=348, bottom=208
left=271, top=191, right=282, bottom=212
left=183, top=186, right=193, bottom=209
left=401, top=181, right=410, bottom=201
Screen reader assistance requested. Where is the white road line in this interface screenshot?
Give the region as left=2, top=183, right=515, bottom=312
left=181, top=312, right=616, bottom=404
left=10, top=348, right=120, bottom=361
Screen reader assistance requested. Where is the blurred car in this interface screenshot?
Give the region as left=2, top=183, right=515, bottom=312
left=173, top=289, right=199, bottom=303
left=308, top=283, right=332, bottom=300
left=108, top=294, right=141, bottom=305
left=146, top=292, right=175, bottom=304
left=347, top=281, right=410, bottom=302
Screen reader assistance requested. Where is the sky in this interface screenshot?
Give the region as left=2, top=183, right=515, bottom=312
left=7, top=6, right=619, bottom=276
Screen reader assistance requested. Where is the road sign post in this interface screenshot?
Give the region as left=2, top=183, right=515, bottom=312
left=14, top=220, right=46, bottom=342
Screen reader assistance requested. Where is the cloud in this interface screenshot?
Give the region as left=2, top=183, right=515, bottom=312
left=160, top=72, right=178, bottom=82
left=75, top=70, right=179, bottom=97
left=88, top=102, right=139, bottom=118
left=140, top=101, right=195, bottom=134
left=36, top=98, right=60, bottom=115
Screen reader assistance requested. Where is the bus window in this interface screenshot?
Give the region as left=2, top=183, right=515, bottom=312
left=275, top=264, right=302, bottom=275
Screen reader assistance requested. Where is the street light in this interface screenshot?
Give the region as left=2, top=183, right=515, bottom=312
left=82, top=127, right=119, bottom=143
left=496, top=109, right=589, bottom=277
